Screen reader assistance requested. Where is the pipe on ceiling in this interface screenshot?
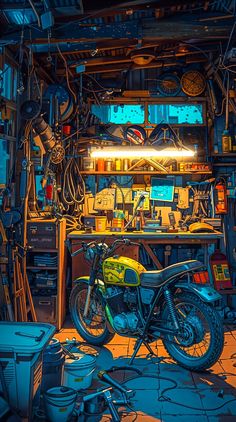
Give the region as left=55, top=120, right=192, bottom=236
left=28, top=0, right=41, bottom=27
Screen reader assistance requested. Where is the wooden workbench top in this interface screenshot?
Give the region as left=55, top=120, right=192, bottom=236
left=68, top=230, right=223, bottom=240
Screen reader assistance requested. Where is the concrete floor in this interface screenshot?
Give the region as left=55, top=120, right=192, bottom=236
left=55, top=321, right=236, bottom=422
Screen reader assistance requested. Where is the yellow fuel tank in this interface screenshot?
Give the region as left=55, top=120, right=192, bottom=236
left=103, top=256, right=146, bottom=286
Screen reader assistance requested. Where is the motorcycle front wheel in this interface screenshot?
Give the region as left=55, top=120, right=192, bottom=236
left=161, top=292, right=224, bottom=371
left=69, top=283, right=115, bottom=346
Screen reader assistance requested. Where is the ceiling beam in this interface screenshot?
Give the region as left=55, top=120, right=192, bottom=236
left=69, top=55, right=208, bottom=74
left=67, top=47, right=218, bottom=68
left=2, top=14, right=234, bottom=44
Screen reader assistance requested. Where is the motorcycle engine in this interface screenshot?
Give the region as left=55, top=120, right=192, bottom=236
left=113, top=312, right=139, bottom=333
left=105, top=286, right=139, bottom=333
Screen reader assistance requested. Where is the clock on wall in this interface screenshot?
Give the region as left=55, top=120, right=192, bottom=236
left=157, top=73, right=181, bottom=96
left=181, top=70, right=206, bottom=97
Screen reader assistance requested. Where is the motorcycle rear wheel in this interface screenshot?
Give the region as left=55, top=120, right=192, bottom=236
left=69, top=283, right=115, bottom=346
left=161, top=292, right=224, bottom=371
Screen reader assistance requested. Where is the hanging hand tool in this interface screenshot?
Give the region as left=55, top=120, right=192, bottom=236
left=0, top=218, right=14, bottom=321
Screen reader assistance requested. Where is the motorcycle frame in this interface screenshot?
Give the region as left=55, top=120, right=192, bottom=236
left=74, top=270, right=221, bottom=364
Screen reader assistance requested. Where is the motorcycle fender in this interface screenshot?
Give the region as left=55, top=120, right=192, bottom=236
left=73, top=277, right=106, bottom=293
left=73, top=277, right=114, bottom=330
left=175, top=282, right=222, bottom=303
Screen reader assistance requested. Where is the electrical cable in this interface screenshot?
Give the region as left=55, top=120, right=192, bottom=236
left=118, top=372, right=236, bottom=413
left=62, top=111, right=90, bottom=143
left=57, top=44, right=77, bottom=103
left=63, top=213, right=83, bottom=232
left=222, top=20, right=236, bottom=65
left=61, top=157, right=86, bottom=207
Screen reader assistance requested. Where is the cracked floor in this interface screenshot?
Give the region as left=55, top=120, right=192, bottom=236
left=54, top=321, right=236, bottom=421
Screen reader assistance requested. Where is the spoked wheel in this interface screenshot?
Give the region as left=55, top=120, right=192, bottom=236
left=69, top=282, right=114, bottom=346
left=161, top=292, right=224, bottom=371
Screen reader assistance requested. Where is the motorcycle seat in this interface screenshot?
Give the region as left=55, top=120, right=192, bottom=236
left=140, top=260, right=203, bottom=287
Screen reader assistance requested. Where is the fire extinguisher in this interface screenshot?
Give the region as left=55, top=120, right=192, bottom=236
left=214, top=178, right=227, bottom=214
left=210, top=250, right=232, bottom=290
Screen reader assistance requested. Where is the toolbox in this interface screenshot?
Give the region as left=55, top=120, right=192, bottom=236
left=27, top=220, right=58, bottom=249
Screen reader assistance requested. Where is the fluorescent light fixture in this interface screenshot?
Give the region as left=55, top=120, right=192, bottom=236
left=90, top=146, right=195, bottom=159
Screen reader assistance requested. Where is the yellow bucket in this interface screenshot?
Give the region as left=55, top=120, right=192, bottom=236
left=95, top=216, right=107, bottom=232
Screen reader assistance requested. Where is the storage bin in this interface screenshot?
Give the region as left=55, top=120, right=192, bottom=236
left=0, top=322, right=55, bottom=419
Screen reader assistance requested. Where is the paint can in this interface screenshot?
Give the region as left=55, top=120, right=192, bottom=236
left=44, top=386, right=77, bottom=422
left=105, top=159, right=113, bottom=172
left=63, top=353, right=96, bottom=390
left=83, top=157, right=95, bottom=171
left=95, top=216, right=107, bottom=232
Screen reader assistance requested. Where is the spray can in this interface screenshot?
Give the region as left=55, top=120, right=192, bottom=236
left=222, top=130, right=232, bottom=153
left=123, top=159, right=129, bottom=171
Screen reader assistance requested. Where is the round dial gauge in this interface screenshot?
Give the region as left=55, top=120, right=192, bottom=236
left=181, top=70, right=206, bottom=96
left=158, top=73, right=181, bottom=96
left=124, top=125, right=146, bottom=145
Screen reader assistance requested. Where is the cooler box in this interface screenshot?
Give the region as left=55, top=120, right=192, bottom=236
left=0, top=322, right=56, bottom=419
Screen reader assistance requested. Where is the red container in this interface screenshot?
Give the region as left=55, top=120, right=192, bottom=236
left=97, top=159, right=105, bottom=172
left=63, top=125, right=71, bottom=135
left=46, top=184, right=53, bottom=200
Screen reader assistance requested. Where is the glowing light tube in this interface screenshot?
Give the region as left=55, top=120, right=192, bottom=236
left=90, top=146, right=195, bottom=158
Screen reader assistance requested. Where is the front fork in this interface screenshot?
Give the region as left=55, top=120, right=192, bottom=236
left=83, top=260, right=100, bottom=318
left=83, top=285, right=93, bottom=318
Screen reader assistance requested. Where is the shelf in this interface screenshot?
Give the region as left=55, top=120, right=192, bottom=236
left=28, top=248, right=58, bottom=253
left=27, top=266, right=57, bottom=270
left=80, top=171, right=212, bottom=175
left=211, top=153, right=236, bottom=157
left=213, top=163, right=236, bottom=167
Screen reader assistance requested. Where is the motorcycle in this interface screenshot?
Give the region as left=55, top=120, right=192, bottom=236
left=69, top=238, right=224, bottom=371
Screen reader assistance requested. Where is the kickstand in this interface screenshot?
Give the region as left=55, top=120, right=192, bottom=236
left=129, top=338, right=156, bottom=365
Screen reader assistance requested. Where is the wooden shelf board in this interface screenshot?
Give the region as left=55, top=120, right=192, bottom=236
left=28, top=248, right=58, bottom=253
left=80, top=171, right=212, bottom=175
left=27, top=266, right=57, bottom=270
left=213, top=163, right=236, bottom=167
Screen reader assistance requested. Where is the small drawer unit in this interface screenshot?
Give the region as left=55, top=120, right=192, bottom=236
left=27, top=221, right=58, bottom=249
left=33, top=296, right=57, bottom=324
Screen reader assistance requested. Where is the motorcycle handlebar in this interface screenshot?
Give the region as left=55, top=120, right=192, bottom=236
left=70, top=238, right=140, bottom=257
left=71, top=241, right=95, bottom=257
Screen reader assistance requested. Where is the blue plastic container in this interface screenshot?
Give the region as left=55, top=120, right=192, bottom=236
left=0, top=322, right=55, bottom=419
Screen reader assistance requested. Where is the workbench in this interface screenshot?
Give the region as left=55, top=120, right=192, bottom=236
left=68, top=230, right=223, bottom=281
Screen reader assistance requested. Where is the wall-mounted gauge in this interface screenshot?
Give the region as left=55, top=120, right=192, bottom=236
left=124, top=125, right=146, bottom=145
left=181, top=70, right=206, bottom=96
left=157, top=73, right=181, bottom=96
